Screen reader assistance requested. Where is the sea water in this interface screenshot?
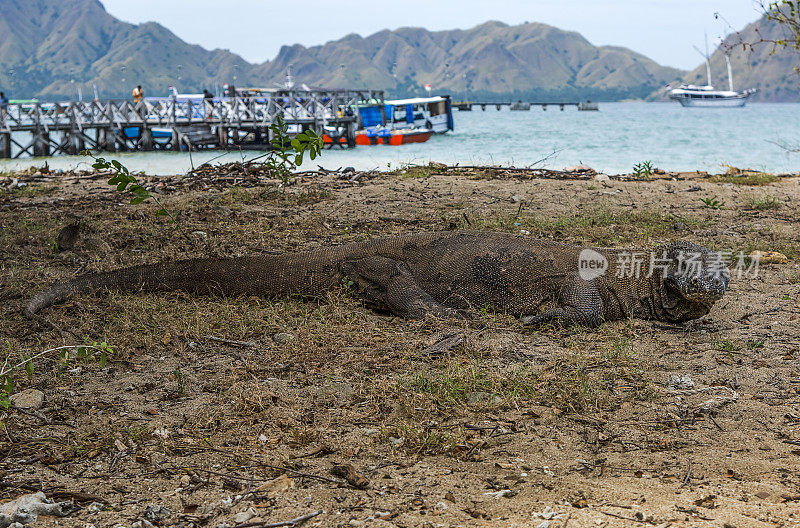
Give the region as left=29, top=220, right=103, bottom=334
left=2, top=102, right=799, bottom=175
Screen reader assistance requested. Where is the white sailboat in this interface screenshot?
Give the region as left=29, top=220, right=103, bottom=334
left=669, top=40, right=756, bottom=108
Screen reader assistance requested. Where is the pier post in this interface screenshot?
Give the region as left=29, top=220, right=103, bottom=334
left=33, top=130, right=50, bottom=157
left=0, top=132, right=10, bottom=158
left=97, top=128, right=116, bottom=152
left=172, top=129, right=181, bottom=151
left=140, top=127, right=154, bottom=151
left=496, top=104, right=501, bottom=111
left=218, top=127, right=228, bottom=148
left=346, top=122, right=357, bottom=148
left=66, top=131, right=85, bottom=155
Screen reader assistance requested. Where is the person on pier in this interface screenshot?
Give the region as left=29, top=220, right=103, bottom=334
left=132, top=85, right=144, bottom=103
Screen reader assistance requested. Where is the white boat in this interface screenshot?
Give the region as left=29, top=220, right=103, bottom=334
left=669, top=84, right=756, bottom=108
left=384, top=96, right=454, bottom=134
left=669, top=46, right=756, bottom=108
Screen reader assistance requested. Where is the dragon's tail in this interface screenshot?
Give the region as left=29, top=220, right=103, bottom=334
left=25, top=256, right=310, bottom=317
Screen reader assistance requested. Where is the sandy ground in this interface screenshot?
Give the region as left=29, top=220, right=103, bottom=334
left=1, top=163, right=800, bottom=528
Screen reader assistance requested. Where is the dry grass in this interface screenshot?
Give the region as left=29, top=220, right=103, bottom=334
left=1, top=167, right=799, bottom=526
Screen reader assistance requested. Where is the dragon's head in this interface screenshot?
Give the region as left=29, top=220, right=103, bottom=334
left=657, top=241, right=729, bottom=322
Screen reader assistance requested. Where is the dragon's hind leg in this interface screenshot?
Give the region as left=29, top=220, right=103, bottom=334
left=340, top=256, right=460, bottom=320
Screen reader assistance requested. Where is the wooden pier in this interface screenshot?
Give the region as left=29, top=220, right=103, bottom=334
left=0, top=89, right=385, bottom=159
left=452, top=101, right=599, bottom=111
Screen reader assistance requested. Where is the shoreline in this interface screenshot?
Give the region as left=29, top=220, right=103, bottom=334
left=2, top=159, right=799, bottom=184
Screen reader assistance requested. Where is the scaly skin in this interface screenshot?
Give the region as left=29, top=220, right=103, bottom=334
left=26, top=231, right=729, bottom=327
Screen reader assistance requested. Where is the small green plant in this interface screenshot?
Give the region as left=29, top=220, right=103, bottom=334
left=700, top=196, right=725, bottom=210
left=1, top=342, right=114, bottom=409
left=266, top=116, right=323, bottom=190
left=173, top=367, right=185, bottom=394
left=743, top=195, right=782, bottom=210
left=84, top=152, right=171, bottom=216
left=632, top=160, right=655, bottom=178
left=713, top=338, right=741, bottom=352
left=745, top=339, right=765, bottom=350
left=85, top=152, right=194, bottom=241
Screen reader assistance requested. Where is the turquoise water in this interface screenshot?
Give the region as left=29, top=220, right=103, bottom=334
left=2, top=102, right=799, bottom=175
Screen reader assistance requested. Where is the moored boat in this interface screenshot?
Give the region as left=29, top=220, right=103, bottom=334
left=383, top=96, right=454, bottom=134
left=324, top=127, right=433, bottom=146
left=669, top=46, right=756, bottom=108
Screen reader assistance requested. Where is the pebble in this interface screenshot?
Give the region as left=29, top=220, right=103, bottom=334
left=10, top=389, right=45, bottom=410
left=142, top=505, right=172, bottom=522
left=232, top=508, right=258, bottom=524
left=484, top=489, right=515, bottom=498
left=565, top=164, right=593, bottom=172
left=273, top=332, right=294, bottom=344
left=668, top=374, right=695, bottom=390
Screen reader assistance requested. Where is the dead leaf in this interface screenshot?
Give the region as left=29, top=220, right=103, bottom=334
left=257, top=473, right=294, bottom=493
left=694, top=494, right=717, bottom=509
left=421, top=332, right=464, bottom=356
left=467, top=507, right=487, bottom=519
left=331, top=463, right=369, bottom=489
left=749, top=250, right=788, bottom=264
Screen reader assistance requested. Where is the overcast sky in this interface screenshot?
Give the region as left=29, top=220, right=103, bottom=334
left=101, top=0, right=765, bottom=70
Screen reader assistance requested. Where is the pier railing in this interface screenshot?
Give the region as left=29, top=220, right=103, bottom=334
left=0, top=89, right=385, bottom=158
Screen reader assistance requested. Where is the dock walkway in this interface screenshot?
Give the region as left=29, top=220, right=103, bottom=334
left=0, top=89, right=384, bottom=158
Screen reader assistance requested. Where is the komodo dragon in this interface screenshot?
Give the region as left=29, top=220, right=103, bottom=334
left=26, top=231, right=729, bottom=327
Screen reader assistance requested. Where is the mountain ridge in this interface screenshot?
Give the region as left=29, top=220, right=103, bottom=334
left=0, top=1, right=796, bottom=102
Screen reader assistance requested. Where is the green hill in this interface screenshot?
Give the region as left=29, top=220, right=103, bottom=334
left=253, top=21, right=683, bottom=101
left=0, top=0, right=797, bottom=102
left=0, top=0, right=253, bottom=100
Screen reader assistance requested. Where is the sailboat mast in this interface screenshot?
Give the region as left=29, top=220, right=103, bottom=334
left=725, top=54, right=734, bottom=91
left=704, top=33, right=712, bottom=87
left=693, top=42, right=713, bottom=87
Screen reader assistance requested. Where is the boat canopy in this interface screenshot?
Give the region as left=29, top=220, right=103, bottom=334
left=385, top=96, right=447, bottom=105
left=359, top=105, right=385, bottom=128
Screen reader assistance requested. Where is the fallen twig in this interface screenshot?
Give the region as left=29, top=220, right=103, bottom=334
left=599, top=510, right=653, bottom=524
left=679, top=459, right=693, bottom=489
left=203, top=335, right=257, bottom=348
left=232, top=510, right=323, bottom=528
